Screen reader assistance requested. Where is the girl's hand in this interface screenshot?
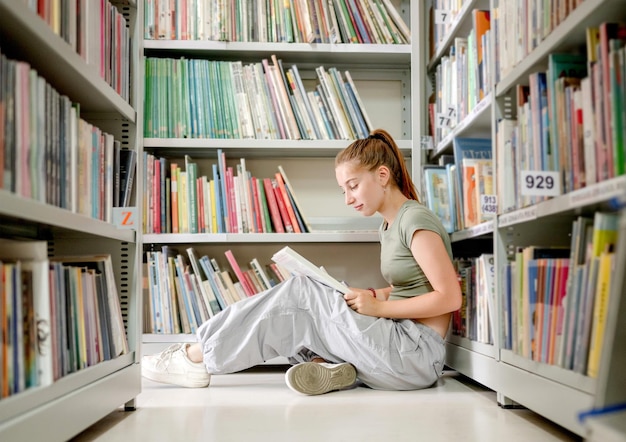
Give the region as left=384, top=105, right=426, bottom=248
left=344, top=288, right=380, bottom=317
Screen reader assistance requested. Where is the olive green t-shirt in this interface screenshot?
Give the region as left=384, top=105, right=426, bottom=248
left=379, top=200, right=453, bottom=300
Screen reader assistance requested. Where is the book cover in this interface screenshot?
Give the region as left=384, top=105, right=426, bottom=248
left=224, top=250, right=256, bottom=297
left=263, top=177, right=285, bottom=233
left=271, top=246, right=349, bottom=293
left=273, top=174, right=298, bottom=233
left=586, top=251, right=614, bottom=378
left=277, top=165, right=310, bottom=232
left=423, top=166, right=453, bottom=233
left=472, top=10, right=490, bottom=101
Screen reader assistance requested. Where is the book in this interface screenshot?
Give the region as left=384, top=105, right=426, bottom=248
left=423, top=166, right=453, bottom=233
left=277, top=165, right=310, bottom=232
left=271, top=246, right=348, bottom=294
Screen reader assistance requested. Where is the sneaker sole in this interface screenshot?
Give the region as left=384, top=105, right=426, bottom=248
left=142, top=366, right=210, bottom=388
left=286, top=362, right=356, bottom=395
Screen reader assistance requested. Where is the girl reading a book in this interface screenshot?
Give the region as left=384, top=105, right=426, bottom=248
left=142, top=129, right=462, bottom=394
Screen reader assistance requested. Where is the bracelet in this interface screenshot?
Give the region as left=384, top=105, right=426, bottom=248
left=367, top=287, right=376, bottom=298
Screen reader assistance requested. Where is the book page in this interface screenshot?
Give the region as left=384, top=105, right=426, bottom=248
left=271, top=246, right=349, bottom=294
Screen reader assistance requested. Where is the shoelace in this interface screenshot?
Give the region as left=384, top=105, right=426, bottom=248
left=154, top=343, right=185, bottom=370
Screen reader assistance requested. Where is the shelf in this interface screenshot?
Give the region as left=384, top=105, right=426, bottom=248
left=0, top=190, right=136, bottom=243
left=500, top=350, right=596, bottom=395
left=498, top=176, right=626, bottom=228
left=445, top=339, right=499, bottom=392
left=143, top=40, right=411, bottom=69
left=0, top=354, right=139, bottom=440
left=0, top=0, right=135, bottom=121
left=431, top=93, right=492, bottom=158
left=143, top=138, right=413, bottom=158
left=446, top=334, right=497, bottom=359
left=495, top=0, right=626, bottom=96
left=427, top=0, right=490, bottom=70
left=499, top=353, right=595, bottom=437
left=142, top=231, right=379, bottom=244
left=449, top=220, right=494, bottom=242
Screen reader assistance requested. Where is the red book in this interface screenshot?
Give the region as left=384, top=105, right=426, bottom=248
left=196, top=177, right=204, bottom=233
left=224, top=250, right=255, bottom=297
left=170, top=163, right=179, bottom=233
left=272, top=179, right=294, bottom=233
left=250, top=177, right=264, bottom=233
left=274, top=172, right=301, bottom=233
left=263, top=178, right=284, bottom=233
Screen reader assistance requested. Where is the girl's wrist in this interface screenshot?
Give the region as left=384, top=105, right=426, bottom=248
left=367, top=287, right=377, bottom=299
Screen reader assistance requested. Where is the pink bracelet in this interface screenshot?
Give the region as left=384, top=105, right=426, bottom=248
left=367, top=287, right=376, bottom=298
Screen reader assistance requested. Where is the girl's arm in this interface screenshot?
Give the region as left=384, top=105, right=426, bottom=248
left=344, top=229, right=461, bottom=319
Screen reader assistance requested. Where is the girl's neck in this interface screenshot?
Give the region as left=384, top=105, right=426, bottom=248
left=380, top=191, right=409, bottom=226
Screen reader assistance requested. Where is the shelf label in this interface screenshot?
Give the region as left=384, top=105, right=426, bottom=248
left=436, top=106, right=456, bottom=128
left=113, top=207, right=138, bottom=229
left=434, top=10, right=452, bottom=25
left=480, top=195, right=497, bottom=217
left=499, top=206, right=537, bottom=226
left=420, top=135, right=434, bottom=150
left=520, top=171, right=561, bottom=197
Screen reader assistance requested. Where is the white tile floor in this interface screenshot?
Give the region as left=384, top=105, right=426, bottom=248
left=71, top=367, right=581, bottom=442
left=73, top=366, right=581, bottom=442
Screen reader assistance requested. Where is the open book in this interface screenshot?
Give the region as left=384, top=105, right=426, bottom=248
left=271, top=246, right=349, bottom=294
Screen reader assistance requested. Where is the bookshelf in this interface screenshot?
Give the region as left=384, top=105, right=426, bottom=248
left=418, top=0, right=626, bottom=437
left=139, top=0, right=413, bottom=352
left=0, top=1, right=142, bottom=440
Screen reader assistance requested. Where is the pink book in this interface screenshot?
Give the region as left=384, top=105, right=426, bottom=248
left=224, top=250, right=255, bottom=297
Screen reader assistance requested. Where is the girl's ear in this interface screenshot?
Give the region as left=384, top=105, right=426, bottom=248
left=377, top=165, right=391, bottom=186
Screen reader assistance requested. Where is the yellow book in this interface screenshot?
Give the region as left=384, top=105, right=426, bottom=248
left=586, top=252, right=614, bottom=378
left=210, top=179, right=218, bottom=233
left=178, top=171, right=188, bottom=233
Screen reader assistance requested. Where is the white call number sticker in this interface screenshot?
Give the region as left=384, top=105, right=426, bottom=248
left=520, top=170, right=561, bottom=197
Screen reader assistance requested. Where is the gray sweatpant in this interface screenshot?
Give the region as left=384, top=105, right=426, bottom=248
left=196, top=275, right=446, bottom=390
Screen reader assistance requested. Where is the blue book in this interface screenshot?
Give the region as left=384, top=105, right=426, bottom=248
left=346, top=0, right=372, bottom=43
left=199, top=255, right=228, bottom=310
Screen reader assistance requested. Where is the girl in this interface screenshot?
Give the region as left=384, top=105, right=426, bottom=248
left=142, top=129, right=462, bottom=394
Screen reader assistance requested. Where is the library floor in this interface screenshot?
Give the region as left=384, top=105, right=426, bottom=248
left=71, top=367, right=581, bottom=442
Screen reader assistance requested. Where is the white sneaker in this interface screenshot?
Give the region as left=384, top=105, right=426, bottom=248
left=141, top=343, right=211, bottom=388
left=285, top=362, right=356, bottom=395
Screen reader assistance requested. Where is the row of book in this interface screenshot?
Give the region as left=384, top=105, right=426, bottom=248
left=143, top=150, right=309, bottom=234
left=495, top=0, right=585, bottom=82
left=501, top=212, right=619, bottom=378
left=496, top=26, right=626, bottom=212
left=25, top=0, right=132, bottom=101
left=0, top=239, right=129, bottom=399
left=423, top=137, right=493, bottom=232
left=144, top=0, right=410, bottom=44
left=451, top=253, right=495, bottom=345
left=143, top=56, right=373, bottom=140
left=144, top=247, right=292, bottom=334
left=429, top=9, right=491, bottom=147
left=0, top=50, right=137, bottom=220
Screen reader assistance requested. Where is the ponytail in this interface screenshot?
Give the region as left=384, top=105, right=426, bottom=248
left=336, top=129, right=420, bottom=202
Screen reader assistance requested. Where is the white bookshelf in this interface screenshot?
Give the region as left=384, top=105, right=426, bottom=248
left=140, top=1, right=412, bottom=343
left=0, top=1, right=142, bottom=440
left=419, top=0, right=626, bottom=437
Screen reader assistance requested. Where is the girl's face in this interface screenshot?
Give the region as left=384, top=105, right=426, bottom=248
left=335, top=161, right=385, bottom=217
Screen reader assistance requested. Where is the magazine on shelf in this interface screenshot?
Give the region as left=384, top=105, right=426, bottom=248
left=271, top=246, right=349, bottom=294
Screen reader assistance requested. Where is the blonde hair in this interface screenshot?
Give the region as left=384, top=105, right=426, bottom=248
left=335, top=129, right=419, bottom=202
